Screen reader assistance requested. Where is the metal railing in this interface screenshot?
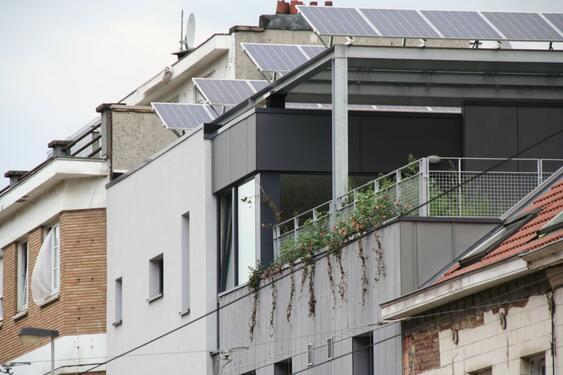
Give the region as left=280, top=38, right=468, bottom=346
left=272, top=157, right=563, bottom=255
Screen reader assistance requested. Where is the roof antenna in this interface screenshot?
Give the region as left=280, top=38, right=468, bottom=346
left=173, top=10, right=196, bottom=60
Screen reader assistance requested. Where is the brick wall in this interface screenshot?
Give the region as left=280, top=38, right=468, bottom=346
left=0, top=208, right=106, bottom=362
left=402, top=272, right=553, bottom=374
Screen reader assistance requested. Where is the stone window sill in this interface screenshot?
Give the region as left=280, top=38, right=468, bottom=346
left=179, top=308, right=190, bottom=317
left=147, top=293, right=163, bottom=304
left=12, top=309, right=28, bottom=321
left=112, top=320, right=123, bottom=327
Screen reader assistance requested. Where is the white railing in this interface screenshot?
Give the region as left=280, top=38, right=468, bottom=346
left=272, top=157, right=563, bottom=255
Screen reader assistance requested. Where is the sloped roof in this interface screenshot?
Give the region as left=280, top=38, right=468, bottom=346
left=438, top=177, right=563, bottom=282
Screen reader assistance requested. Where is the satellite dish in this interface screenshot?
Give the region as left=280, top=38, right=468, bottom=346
left=185, top=13, right=196, bottom=50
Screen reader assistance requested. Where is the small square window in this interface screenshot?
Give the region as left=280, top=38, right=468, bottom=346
left=148, top=254, right=164, bottom=301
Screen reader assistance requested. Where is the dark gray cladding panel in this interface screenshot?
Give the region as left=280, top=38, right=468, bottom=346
left=212, top=109, right=463, bottom=192
left=463, top=103, right=563, bottom=172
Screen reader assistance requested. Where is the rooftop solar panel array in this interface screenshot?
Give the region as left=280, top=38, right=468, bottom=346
left=297, top=6, right=563, bottom=42
left=360, top=9, right=440, bottom=38
left=420, top=10, right=502, bottom=40
left=482, top=12, right=561, bottom=41
left=299, top=6, right=377, bottom=36
left=193, top=79, right=256, bottom=106
left=242, top=43, right=327, bottom=73
left=544, top=13, right=563, bottom=35
left=152, top=103, right=215, bottom=130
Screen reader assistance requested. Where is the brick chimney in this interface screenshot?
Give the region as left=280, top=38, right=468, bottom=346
left=4, top=170, right=28, bottom=187
left=289, top=0, right=304, bottom=14
left=48, top=139, right=73, bottom=157
left=276, top=0, right=290, bottom=14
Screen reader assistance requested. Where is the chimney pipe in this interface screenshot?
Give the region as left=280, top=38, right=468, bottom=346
left=48, top=140, right=73, bottom=157
left=289, top=0, right=304, bottom=14
left=324, top=1, right=333, bottom=6
left=4, top=170, right=28, bottom=187
left=310, top=1, right=318, bottom=5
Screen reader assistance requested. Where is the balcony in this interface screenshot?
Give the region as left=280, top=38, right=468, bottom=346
left=273, top=157, right=563, bottom=254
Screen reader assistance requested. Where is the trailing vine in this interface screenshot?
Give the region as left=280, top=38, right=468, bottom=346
left=269, top=281, right=278, bottom=336
left=247, top=189, right=400, bottom=338
left=286, top=263, right=296, bottom=321
left=326, top=255, right=337, bottom=306
left=373, top=232, right=385, bottom=282
left=358, top=244, right=369, bottom=306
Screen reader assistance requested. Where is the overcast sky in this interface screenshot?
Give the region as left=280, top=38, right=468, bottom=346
left=1, top=0, right=562, bottom=187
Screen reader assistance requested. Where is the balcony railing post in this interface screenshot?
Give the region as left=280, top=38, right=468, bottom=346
left=458, top=158, right=462, bottom=217
left=419, top=158, right=428, bottom=216
left=537, top=159, right=543, bottom=185
left=395, top=169, right=402, bottom=204
left=293, top=217, right=299, bottom=242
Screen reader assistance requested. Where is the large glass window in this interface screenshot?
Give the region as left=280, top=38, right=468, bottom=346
left=237, top=178, right=256, bottom=285
left=17, top=241, right=28, bottom=312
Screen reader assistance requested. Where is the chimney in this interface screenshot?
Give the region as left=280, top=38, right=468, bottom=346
left=48, top=140, right=73, bottom=157
left=310, top=1, right=318, bottom=5
left=276, top=0, right=290, bottom=14
left=4, top=170, right=28, bottom=187
left=289, top=0, right=304, bottom=14
left=324, top=1, right=333, bottom=6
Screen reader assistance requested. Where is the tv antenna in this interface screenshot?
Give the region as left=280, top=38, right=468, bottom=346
left=174, top=10, right=196, bottom=58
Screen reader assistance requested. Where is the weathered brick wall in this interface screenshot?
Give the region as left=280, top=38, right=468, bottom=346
left=0, top=208, right=106, bottom=362
left=402, top=273, right=553, bottom=374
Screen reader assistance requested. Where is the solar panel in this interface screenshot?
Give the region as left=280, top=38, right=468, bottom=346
left=248, top=80, right=269, bottom=92
left=421, top=10, right=502, bottom=40
left=193, top=79, right=256, bottom=106
left=298, top=6, right=378, bottom=36
left=359, top=9, right=440, bottom=38
left=242, top=43, right=313, bottom=73
left=152, top=103, right=215, bottom=130
left=543, top=13, right=563, bottom=35
left=483, top=12, right=563, bottom=41
left=299, top=45, right=328, bottom=59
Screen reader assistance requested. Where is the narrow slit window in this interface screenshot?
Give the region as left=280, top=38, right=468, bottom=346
left=149, top=254, right=164, bottom=301
left=307, top=343, right=314, bottom=366
left=181, top=213, right=190, bottom=315
left=50, top=224, right=60, bottom=293
left=114, top=277, right=123, bottom=326
left=0, top=255, right=3, bottom=320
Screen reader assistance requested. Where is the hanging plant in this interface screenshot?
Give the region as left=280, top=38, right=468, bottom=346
left=269, top=280, right=278, bottom=336
left=286, top=263, right=296, bottom=321
left=326, top=254, right=337, bottom=306
left=308, top=262, right=316, bottom=317
left=358, top=244, right=369, bottom=306
left=373, top=232, right=386, bottom=282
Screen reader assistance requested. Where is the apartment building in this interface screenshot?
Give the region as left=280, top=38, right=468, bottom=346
left=105, top=10, right=563, bottom=375
left=381, top=171, right=563, bottom=375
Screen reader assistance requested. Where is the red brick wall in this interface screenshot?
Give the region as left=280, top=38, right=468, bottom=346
left=0, top=208, right=106, bottom=362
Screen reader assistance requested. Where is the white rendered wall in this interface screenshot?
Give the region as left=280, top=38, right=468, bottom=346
left=7, top=333, right=106, bottom=375
left=106, top=128, right=217, bottom=375
left=0, top=176, right=107, bottom=249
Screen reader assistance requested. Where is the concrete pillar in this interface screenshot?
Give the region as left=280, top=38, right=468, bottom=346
left=332, top=45, right=348, bottom=205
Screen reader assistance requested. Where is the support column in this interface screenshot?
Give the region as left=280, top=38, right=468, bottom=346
left=332, top=45, right=349, bottom=205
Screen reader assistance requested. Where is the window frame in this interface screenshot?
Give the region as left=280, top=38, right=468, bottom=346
left=0, top=253, right=3, bottom=321
left=16, top=241, right=29, bottom=312
left=113, top=277, right=123, bottom=327
left=47, top=223, right=61, bottom=294
left=148, top=254, right=164, bottom=302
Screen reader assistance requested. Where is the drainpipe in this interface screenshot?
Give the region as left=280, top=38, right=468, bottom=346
left=548, top=290, right=556, bottom=375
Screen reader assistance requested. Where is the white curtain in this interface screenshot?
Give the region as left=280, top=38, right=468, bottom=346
left=32, top=230, right=54, bottom=304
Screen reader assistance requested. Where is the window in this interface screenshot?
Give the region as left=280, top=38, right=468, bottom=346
left=48, top=224, right=60, bottom=293
left=181, top=213, right=190, bottom=315
left=17, top=241, right=28, bottom=312
left=0, top=254, right=3, bottom=320
left=274, top=358, right=292, bottom=375
left=352, top=332, right=374, bottom=375
left=219, top=177, right=259, bottom=291
left=237, top=178, right=256, bottom=285
left=114, top=277, right=122, bottom=326
left=524, top=353, right=546, bottom=375
left=148, top=254, right=164, bottom=301
left=307, top=343, right=314, bottom=366
left=327, top=337, right=334, bottom=359
left=469, top=368, right=492, bottom=375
